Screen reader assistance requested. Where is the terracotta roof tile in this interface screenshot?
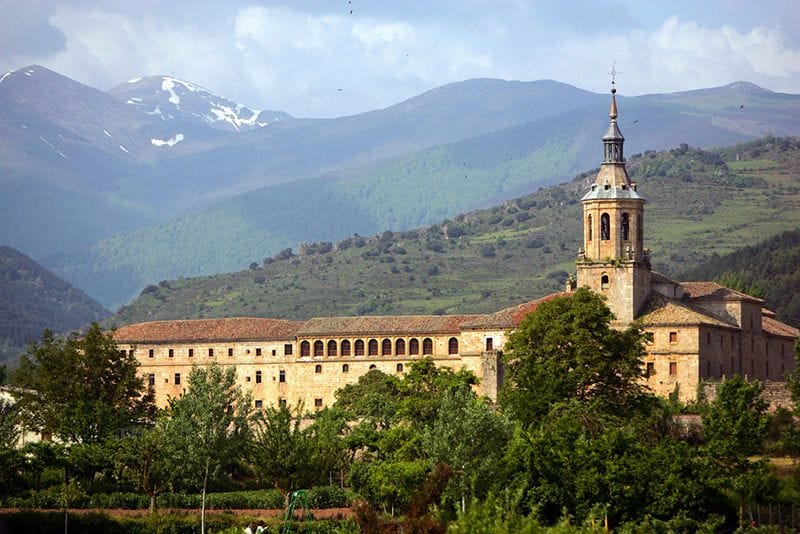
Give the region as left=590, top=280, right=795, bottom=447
left=460, top=292, right=570, bottom=329
left=680, top=281, right=763, bottom=303
left=113, top=317, right=303, bottom=343
left=762, top=315, right=800, bottom=339
left=638, top=293, right=738, bottom=328
left=297, top=315, right=482, bottom=337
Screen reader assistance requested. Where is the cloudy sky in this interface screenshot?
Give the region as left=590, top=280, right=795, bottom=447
left=2, top=0, right=799, bottom=118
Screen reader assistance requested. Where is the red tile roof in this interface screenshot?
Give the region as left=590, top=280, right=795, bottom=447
left=113, top=317, right=303, bottom=343
left=297, top=314, right=482, bottom=337
left=762, top=315, right=800, bottom=339
left=460, top=292, right=570, bottom=329
left=638, top=293, right=738, bottom=328
left=681, top=281, right=763, bottom=303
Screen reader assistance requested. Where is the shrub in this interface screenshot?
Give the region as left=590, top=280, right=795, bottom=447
left=308, top=486, right=350, bottom=509
left=479, top=245, right=496, bottom=258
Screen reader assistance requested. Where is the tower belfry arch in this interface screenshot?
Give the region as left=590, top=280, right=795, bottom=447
left=576, top=83, right=650, bottom=324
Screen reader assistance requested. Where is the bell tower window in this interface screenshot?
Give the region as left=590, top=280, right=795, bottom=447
left=621, top=213, right=630, bottom=241
left=600, top=213, right=610, bottom=240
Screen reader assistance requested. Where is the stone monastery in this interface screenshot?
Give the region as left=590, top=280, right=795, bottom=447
left=115, top=84, right=799, bottom=409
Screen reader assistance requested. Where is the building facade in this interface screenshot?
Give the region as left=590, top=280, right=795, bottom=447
left=115, top=85, right=798, bottom=409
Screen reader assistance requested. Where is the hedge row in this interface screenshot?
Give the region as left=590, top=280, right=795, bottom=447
left=0, top=511, right=359, bottom=534
left=0, top=486, right=351, bottom=510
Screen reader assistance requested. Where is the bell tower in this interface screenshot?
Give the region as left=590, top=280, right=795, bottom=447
left=576, top=82, right=650, bottom=324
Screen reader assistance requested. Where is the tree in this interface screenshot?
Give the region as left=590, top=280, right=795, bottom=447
left=702, top=376, right=771, bottom=528
left=0, top=396, right=22, bottom=495
left=16, top=324, right=155, bottom=444
left=164, top=364, right=252, bottom=534
left=500, top=287, right=650, bottom=426
left=423, top=388, right=512, bottom=511
left=251, top=402, right=313, bottom=495
left=118, top=422, right=176, bottom=513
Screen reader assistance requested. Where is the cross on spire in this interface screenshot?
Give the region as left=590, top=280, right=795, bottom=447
left=607, top=64, right=620, bottom=92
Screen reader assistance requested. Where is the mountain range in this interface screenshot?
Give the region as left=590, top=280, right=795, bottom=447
left=110, top=137, right=800, bottom=329
left=2, top=65, right=799, bottom=309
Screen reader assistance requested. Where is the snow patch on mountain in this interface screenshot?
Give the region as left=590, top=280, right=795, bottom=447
left=151, top=133, right=184, bottom=147
left=0, top=71, right=13, bottom=84
left=126, top=97, right=142, bottom=104
left=161, top=77, right=182, bottom=105
left=103, top=129, right=113, bottom=138
left=119, top=145, right=129, bottom=153
left=146, top=106, right=162, bottom=116
left=127, top=77, right=142, bottom=84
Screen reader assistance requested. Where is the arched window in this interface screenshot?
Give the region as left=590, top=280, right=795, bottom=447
left=621, top=213, right=630, bottom=241
left=300, top=341, right=310, bottom=357
left=354, top=339, right=365, bottom=356
left=313, top=340, right=324, bottom=357
left=382, top=339, right=392, bottom=356
left=369, top=364, right=377, bottom=370
left=600, top=213, right=610, bottom=240
left=395, top=339, right=406, bottom=355
left=327, top=340, right=337, bottom=357
left=396, top=363, right=404, bottom=373
left=409, top=338, right=420, bottom=355
left=485, top=337, right=493, bottom=351
left=422, top=338, right=433, bottom=355
left=448, top=337, right=459, bottom=355
left=341, top=340, right=351, bottom=356
left=368, top=339, right=379, bottom=356
left=601, top=274, right=610, bottom=290
left=342, top=364, right=349, bottom=373
left=315, top=364, right=322, bottom=374
left=587, top=214, right=593, bottom=241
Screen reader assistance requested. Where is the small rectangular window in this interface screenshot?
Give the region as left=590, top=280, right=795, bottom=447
left=174, top=373, right=181, bottom=385
left=128, top=349, right=135, bottom=357
left=669, top=332, right=677, bottom=343
left=228, top=348, right=234, bottom=357
left=255, top=400, right=263, bottom=409
left=342, top=364, right=349, bottom=373
left=272, top=349, right=277, bottom=356
left=315, top=364, right=322, bottom=374
left=256, top=371, right=262, bottom=384
left=669, top=362, right=677, bottom=376
left=284, top=344, right=293, bottom=356
left=314, top=398, right=323, bottom=408
left=188, top=348, right=194, bottom=357
left=645, top=362, right=655, bottom=377
left=208, top=348, right=214, bottom=357
left=168, top=349, right=174, bottom=358
left=279, top=398, right=286, bottom=408
left=256, top=348, right=262, bottom=356
left=148, top=374, right=155, bottom=386
left=279, top=370, right=286, bottom=383
left=149, top=349, right=154, bottom=358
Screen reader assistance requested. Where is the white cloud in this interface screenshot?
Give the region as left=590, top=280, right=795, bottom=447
left=4, top=3, right=798, bottom=118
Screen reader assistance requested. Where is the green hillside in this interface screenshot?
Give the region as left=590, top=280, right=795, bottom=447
left=0, top=246, right=110, bottom=362
left=110, top=136, right=800, bottom=327
left=679, top=228, right=800, bottom=327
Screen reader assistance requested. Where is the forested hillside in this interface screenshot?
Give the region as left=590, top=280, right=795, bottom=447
left=0, top=246, right=109, bottom=362
left=680, top=229, right=800, bottom=327
left=110, top=136, right=800, bottom=326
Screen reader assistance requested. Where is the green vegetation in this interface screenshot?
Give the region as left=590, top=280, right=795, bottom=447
left=112, top=136, right=800, bottom=327
left=679, top=228, right=800, bottom=326
left=0, top=246, right=109, bottom=362
left=4, top=294, right=800, bottom=531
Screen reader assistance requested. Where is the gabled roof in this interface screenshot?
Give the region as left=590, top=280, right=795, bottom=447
left=296, top=314, right=482, bottom=337
left=113, top=317, right=303, bottom=343
left=680, top=281, right=763, bottom=303
left=460, top=292, right=570, bottom=329
left=638, top=293, right=738, bottom=329
left=762, top=315, right=800, bottom=339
